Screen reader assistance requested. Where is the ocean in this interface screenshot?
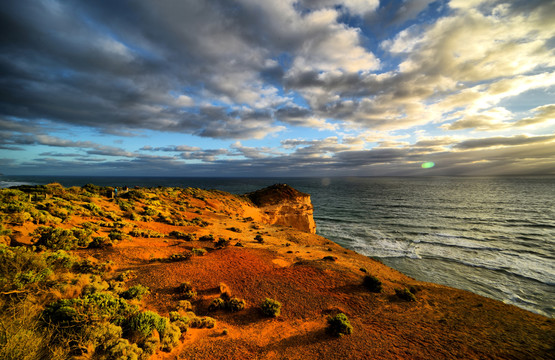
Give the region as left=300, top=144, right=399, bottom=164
left=1, top=175, right=554, bottom=317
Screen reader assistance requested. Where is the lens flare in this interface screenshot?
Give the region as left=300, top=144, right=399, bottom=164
left=421, top=162, right=435, bottom=169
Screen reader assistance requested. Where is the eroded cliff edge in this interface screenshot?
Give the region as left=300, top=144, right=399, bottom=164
left=246, top=184, right=316, bottom=234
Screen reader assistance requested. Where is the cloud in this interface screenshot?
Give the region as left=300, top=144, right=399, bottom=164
left=1, top=0, right=554, bottom=177
left=453, top=134, right=555, bottom=150
left=141, top=145, right=201, bottom=152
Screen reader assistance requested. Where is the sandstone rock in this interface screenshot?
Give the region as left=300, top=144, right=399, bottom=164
left=246, top=184, right=316, bottom=234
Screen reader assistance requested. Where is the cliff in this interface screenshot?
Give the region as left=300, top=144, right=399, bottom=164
left=0, top=183, right=553, bottom=360
left=246, top=184, right=316, bottom=234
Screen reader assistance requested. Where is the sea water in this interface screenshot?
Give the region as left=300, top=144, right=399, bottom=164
left=2, top=175, right=554, bottom=317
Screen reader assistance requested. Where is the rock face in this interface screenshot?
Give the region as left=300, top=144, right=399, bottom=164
left=246, top=184, right=316, bottom=233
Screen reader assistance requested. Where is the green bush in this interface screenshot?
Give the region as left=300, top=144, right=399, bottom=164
left=160, top=322, right=181, bottom=351
left=188, top=316, right=216, bottom=329
left=71, top=227, right=93, bottom=246
left=255, top=234, right=264, bottom=243
left=124, top=311, right=181, bottom=353
left=0, top=245, right=53, bottom=292
left=121, top=284, right=150, bottom=300
left=176, top=300, right=193, bottom=312
left=395, top=288, right=416, bottom=302
left=108, top=229, right=127, bottom=241
left=32, top=226, right=80, bottom=250
left=226, top=297, right=246, bottom=312
left=42, top=292, right=137, bottom=329
left=45, top=250, right=76, bottom=269
left=104, top=338, right=143, bottom=360
left=170, top=231, right=196, bottom=241
left=208, top=298, right=225, bottom=312
left=215, top=237, right=231, bottom=248
left=226, top=227, right=242, bottom=233
left=123, top=310, right=167, bottom=341
left=191, top=248, right=206, bottom=256
left=142, top=207, right=158, bottom=216
left=88, top=236, right=113, bottom=248
left=167, top=252, right=192, bottom=262
left=72, top=259, right=109, bottom=275
left=84, top=202, right=103, bottom=216
left=363, top=275, right=382, bottom=293
left=260, top=298, right=282, bottom=317
left=198, top=234, right=214, bottom=241
left=172, top=320, right=189, bottom=333
left=169, top=311, right=189, bottom=324
left=327, top=313, right=353, bottom=337
left=116, top=270, right=136, bottom=282
left=178, top=282, right=197, bottom=300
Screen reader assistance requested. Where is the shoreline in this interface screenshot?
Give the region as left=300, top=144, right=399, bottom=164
left=1, top=183, right=553, bottom=359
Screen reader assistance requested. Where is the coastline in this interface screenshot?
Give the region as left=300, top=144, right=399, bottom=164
left=0, top=183, right=553, bottom=359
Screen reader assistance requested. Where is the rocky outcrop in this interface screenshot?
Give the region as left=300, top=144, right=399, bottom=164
left=246, top=184, right=316, bottom=234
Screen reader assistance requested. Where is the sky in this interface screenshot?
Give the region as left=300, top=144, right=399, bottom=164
left=1, top=0, right=554, bottom=177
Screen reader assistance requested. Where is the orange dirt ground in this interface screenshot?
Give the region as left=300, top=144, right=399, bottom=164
left=10, top=186, right=555, bottom=359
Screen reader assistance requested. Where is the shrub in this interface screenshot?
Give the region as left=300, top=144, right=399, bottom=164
left=167, top=252, right=192, bottom=262
left=88, top=236, right=113, bottom=248
left=176, top=300, right=193, bottom=312
left=254, top=234, right=264, bottom=243
left=42, top=292, right=137, bottom=330
left=189, top=316, right=216, bottom=329
left=72, top=259, right=108, bottom=275
left=226, top=297, right=246, bottom=312
left=215, top=237, right=230, bottom=248
left=81, top=222, right=100, bottom=232
left=226, top=227, right=242, bottom=233
left=172, top=320, right=188, bottom=333
left=32, top=226, right=80, bottom=250
left=84, top=321, right=122, bottom=353
left=169, top=231, right=195, bottom=241
left=143, top=207, right=158, bottom=216
left=103, top=338, right=143, bottom=360
left=363, top=275, right=382, bottom=293
left=260, top=298, right=282, bottom=317
left=45, top=250, right=76, bottom=269
left=395, top=288, right=416, bottom=302
left=84, top=202, right=103, bottom=216
left=116, top=270, right=136, bottom=282
left=178, top=282, right=197, bottom=300
left=190, top=217, right=209, bottom=227
left=198, top=234, right=214, bottom=242
left=71, top=227, right=93, bottom=246
left=326, top=313, right=353, bottom=337
left=160, top=322, right=181, bottom=351
left=208, top=298, right=225, bottom=312
left=121, top=284, right=150, bottom=300
left=0, top=245, right=52, bottom=292
left=191, top=248, right=206, bottom=256
left=123, top=310, right=167, bottom=342
left=108, top=229, right=127, bottom=241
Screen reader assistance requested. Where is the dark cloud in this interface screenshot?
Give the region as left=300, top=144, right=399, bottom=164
left=454, top=134, right=555, bottom=150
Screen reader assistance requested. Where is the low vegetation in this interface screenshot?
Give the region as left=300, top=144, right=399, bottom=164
left=363, top=275, right=383, bottom=293
left=395, top=288, right=417, bottom=302
left=326, top=313, right=353, bottom=337
left=260, top=298, right=282, bottom=317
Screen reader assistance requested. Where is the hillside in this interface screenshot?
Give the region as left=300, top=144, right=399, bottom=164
left=0, top=183, right=553, bottom=359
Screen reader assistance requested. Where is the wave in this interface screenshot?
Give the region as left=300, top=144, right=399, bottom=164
left=320, top=226, right=555, bottom=286
left=0, top=180, right=36, bottom=189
